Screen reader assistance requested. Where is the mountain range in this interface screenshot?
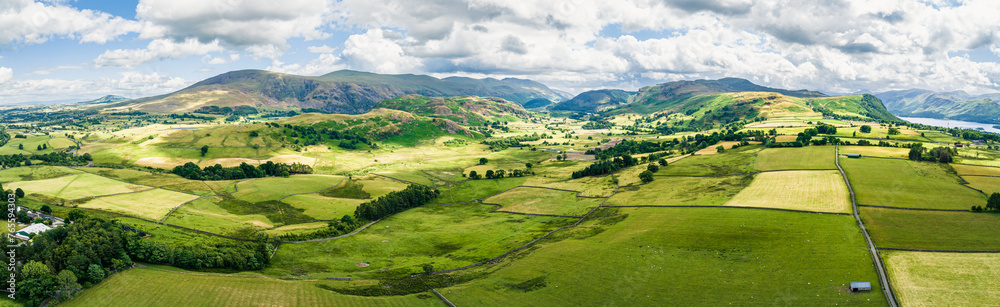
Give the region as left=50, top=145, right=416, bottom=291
left=875, top=89, right=1000, bottom=124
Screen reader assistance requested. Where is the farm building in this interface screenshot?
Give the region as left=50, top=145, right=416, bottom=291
left=11, top=223, right=52, bottom=241
left=847, top=154, right=861, bottom=159
left=850, top=281, right=871, bottom=292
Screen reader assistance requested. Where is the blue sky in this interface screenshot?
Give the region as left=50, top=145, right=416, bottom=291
left=1, top=0, right=999, bottom=104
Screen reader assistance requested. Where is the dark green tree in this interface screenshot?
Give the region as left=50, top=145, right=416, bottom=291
left=478, top=157, right=488, bottom=165
left=18, top=144, right=23, bottom=150
left=988, top=193, right=1000, bottom=211
left=908, top=143, right=925, bottom=161
left=422, top=264, right=434, bottom=274
left=15, top=187, right=24, bottom=198
left=87, top=264, right=105, bottom=283
left=647, top=163, right=659, bottom=172
left=469, top=170, right=480, bottom=180
left=200, top=145, right=209, bottom=157
left=639, top=170, right=654, bottom=183
left=40, top=205, right=51, bottom=215
left=859, top=125, right=872, bottom=133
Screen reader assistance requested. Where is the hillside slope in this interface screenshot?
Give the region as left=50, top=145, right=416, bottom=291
left=375, top=95, right=528, bottom=126
left=550, top=89, right=635, bottom=112
left=105, top=70, right=571, bottom=114
left=876, top=89, right=1000, bottom=124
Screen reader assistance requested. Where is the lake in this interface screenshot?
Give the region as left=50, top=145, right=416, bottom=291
left=898, top=116, right=1000, bottom=134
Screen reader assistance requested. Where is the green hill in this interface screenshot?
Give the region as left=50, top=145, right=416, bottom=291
left=103, top=70, right=571, bottom=114
left=374, top=95, right=529, bottom=126
left=876, top=89, right=1000, bottom=124
left=280, top=109, right=482, bottom=146
left=550, top=89, right=635, bottom=112
left=78, top=95, right=129, bottom=104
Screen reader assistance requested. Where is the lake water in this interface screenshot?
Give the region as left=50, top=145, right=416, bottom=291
left=898, top=116, right=1000, bottom=134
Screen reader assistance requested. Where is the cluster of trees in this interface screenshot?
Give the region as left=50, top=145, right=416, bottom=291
left=977, top=193, right=1000, bottom=212
left=571, top=154, right=639, bottom=179
left=267, top=123, right=374, bottom=149
left=480, top=133, right=546, bottom=150
left=171, top=161, right=312, bottom=180
left=194, top=105, right=259, bottom=115
left=468, top=169, right=530, bottom=179
left=0, top=129, right=8, bottom=147
left=128, top=237, right=271, bottom=271
left=0, top=151, right=91, bottom=169
left=353, top=185, right=440, bottom=221
left=278, top=215, right=363, bottom=242
left=582, top=120, right=614, bottom=130
left=587, top=140, right=669, bottom=160
left=166, top=113, right=215, bottom=121
left=907, top=143, right=954, bottom=163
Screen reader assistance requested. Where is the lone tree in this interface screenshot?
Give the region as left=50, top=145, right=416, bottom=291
left=15, top=188, right=25, bottom=198
left=658, top=158, right=668, bottom=166
left=18, top=144, right=23, bottom=150
left=525, top=162, right=533, bottom=169
left=479, top=157, right=488, bottom=165
left=716, top=145, right=725, bottom=153
left=860, top=125, right=872, bottom=133
left=200, top=145, right=209, bottom=157
left=40, top=205, right=52, bottom=215
left=639, top=170, right=654, bottom=183
left=422, top=264, right=434, bottom=274
left=988, top=192, right=1000, bottom=211
left=647, top=163, right=659, bottom=172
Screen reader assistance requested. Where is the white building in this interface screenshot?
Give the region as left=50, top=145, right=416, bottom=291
left=11, top=223, right=52, bottom=241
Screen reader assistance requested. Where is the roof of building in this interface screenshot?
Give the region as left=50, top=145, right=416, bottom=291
left=19, top=223, right=51, bottom=235
left=850, top=281, right=872, bottom=288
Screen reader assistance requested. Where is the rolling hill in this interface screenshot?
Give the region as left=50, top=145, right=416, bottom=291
left=875, top=89, right=1000, bottom=124
left=374, top=95, right=529, bottom=126
left=550, top=89, right=635, bottom=112
left=78, top=95, right=130, bottom=105
left=104, top=70, right=571, bottom=114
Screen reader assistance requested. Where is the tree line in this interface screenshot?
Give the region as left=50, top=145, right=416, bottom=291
left=0, top=151, right=92, bottom=169
left=353, top=185, right=440, bottom=221
left=480, top=133, right=547, bottom=150
left=171, top=161, right=313, bottom=180
left=571, top=154, right=639, bottom=179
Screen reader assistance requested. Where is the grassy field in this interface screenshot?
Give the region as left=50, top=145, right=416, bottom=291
left=0, top=166, right=81, bottom=182
left=165, top=196, right=274, bottom=235
left=79, top=167, right=238, bottom=195
left=884, top=251, right=1000, bottom=307
left=265, top=203, right=574, bottom=278
left=860, top=207, right=1000, bottom=250
left=8, top=172, right=150, bottom=202
left=443, top=207, right=886, bottom=306
left=62, top=268, right=442, bottom=307
left=429, top=177, right=527, bottom=205
left=842, top=157, right=984, bottom=210
left=231, top=175, right=344, bottom=202
left=605, top=175, right=752, bottom=207
left=754, top=146, right=835, bottom=170
left=79, top=188, right=200, bottom=220
left=839, top=146, right=912, bottom=159
left=658, top=145, right=761, bottom=176
left=725, top=170, right=851, bottom=213
left=951, top=163, right=1000, bottom=176
left=483, top=187, right=603, bottom=216
left=961, top=176, right=1000, bottom=195
left=282, top=194, right=363, bottom=221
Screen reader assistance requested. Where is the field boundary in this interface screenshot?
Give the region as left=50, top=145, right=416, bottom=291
left=836, top=145, right=899, bottom=307
left=159, top=177, right=258, bottom=223
left=857, top=204, right=970, bottom=212
left=278, top=219, right=381, bottom=244
left=601, top=205, right=850, bottom=215
left=877, top=247, right=1000, bottom=253
left=431, top=289, right=457, bottom=307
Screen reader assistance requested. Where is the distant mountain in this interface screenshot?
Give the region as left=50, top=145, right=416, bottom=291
left=875, top=89, right=1000, bottom=124
left=79, top=95, right=129, bottom=104
left=551, top=89, right=635, bottom=112
left=631, top=78, right=827, bottom=106
left=374, top=95, right=529, bottom=126
left=522, top=98, right=553, bottom=109
left=104, top=70, right=572, bottom=114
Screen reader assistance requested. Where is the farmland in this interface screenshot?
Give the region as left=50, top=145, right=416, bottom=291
left=842, top=157, right=984, bottom=210
left=725, top=170, right=851, bottom=213
left=884, top=251, right=1000, bottom=307
left=860, top=207, right=1000, bottom=250
left=483, top=187, right=603, bottom=216
left=754, top=146, right=835, bottom=170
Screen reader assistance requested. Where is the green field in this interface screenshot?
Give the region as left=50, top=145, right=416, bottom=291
left=62, top=268, right=442, bottom=307
left=8, top=172, right=150, bottom=202
left=961, top=175, right=1000, bottom=195
left=429, top=177, right=527, bottom=205
left=952, top=163, right=1000, bottom=176
left=884, top=251, right=1000, bottom=307
left=282, top=194, right=364, bottom=221
left=231, top=175, right=345, bottom=201
left=754, top=146, right=835, bottom=170
left=605, top=175, right=751, bottom=207
left=839, top=146, right=912, bottom=159
left=266, top=203, right=574, bottom=278
left=79, top=188, right=200, bottom=220
left=860, top=207, right=1000, bottom=250
left=79, top=167, right=238, bottom=195
left=483, top=187, right=603, bottom=216
left=0, top=165, right=81, bottom=183
left=165, top=196, right=274, bottom=235
left=725, top=170, right=851, bottom=213
left=658, top=145, right=760, bottom=176
left=842, top=157, right=984, bottom=209
left=443, top=207, right=886, bottom=306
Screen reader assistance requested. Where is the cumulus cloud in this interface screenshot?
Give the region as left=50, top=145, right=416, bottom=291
left=340, top=29, right=422, bottom=74
left=267, top=53, right=345, bottom=76
left=0, top=67, right=12, bottom=84
left=0, top=72, right=187, bottom=104
left=307, top=45, right=338, bottom=53
left=95, top=38, right=224, bottom=68
left=0, top=0, right=140, bottom=45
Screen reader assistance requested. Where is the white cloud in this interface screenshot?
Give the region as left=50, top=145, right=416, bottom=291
left=94, top=38, right=224, bottom=68
left=340, top=29, right=422, bottom=74
left=307, top=45, right=337, bottom=53
left=0, top=67, right=12, bottom=84
left=0, top=0, right=140, bottom=45
left=0, top=72, right=187, bottom=104
left=267, top=53, right=345, bottom=76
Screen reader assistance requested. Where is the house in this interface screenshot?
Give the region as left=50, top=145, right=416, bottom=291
left=11, top=223, right=52, bottom=241
left=850, top=281, right=872, bottom=292
left=847, top=154, right=861, bottom=159
left=955, top=143, right=964, bottom=148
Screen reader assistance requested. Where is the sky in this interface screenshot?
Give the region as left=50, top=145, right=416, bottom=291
left=1, top=0, right=1000, bottom=104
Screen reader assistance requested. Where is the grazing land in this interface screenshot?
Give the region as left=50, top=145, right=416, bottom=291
left=230, top=175, right=345, bottom=202
left=8, top=172, right=150, bottom=201
left=605, top=175, right=752, bottom=207
left=884, top=251, right=1000, bottom=307
left=79, top=188, right=200, bottom=220
left=658, top=146, right=761, bottom=176
left=443, top=207, right=886, bottom=306
left=839, top=146, right=911, bottom=159
left=725, top=170, right=851, bottom=213
left=842, top=157, right=984, bottom=210
left=754, top=146, right=835, bottom=170
left=483, top=187, right=604, bottom=216
left=860, top=207, right=1000, bottom=250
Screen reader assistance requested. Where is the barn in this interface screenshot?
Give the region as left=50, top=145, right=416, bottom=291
left=847, top=154, right=861, bottom=159
left=850, top=281, right=872, bottom=292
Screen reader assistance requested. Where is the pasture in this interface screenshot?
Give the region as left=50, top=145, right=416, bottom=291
left=443, top=207, right=886, bottom=306
left=605, top=175, right=751, bottom=207
left=884, top=251, right=1000, bottom=307
left=0, top=166, right=80, bottom=183
left=483, top=187, right=603, bottom=216
left=266, top=203, right=574, bottom=278
left=79, top=188, right=199, bottom=220
left=951, top=163, right=1000, bottom=177
left=429, top=177, right=527, bottom=205
left=860, top=207, right=1000, bottom=250
left=725, top=170, right=851, bottom=213
left=754, top=146, right=835, bottom=170
left=839, top=146, right=912, bottom=159
left=230, top=175, right=344, bottom=202
left=61, top=268, right=441, bottom=307
left=961, top=176, right=1000, bottom=195
left=841, top=158, right=984, bottom=210
left=79, top=167, right=238, bottom=195
left=165, top=196, right=274, bottom=235
left=282, top=194, right=363, bottom=221
left=658, top=146, right=760, bottom=176
left=7, top=172, right=150, bottom=202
